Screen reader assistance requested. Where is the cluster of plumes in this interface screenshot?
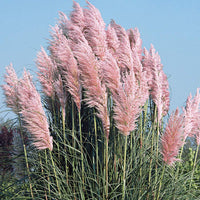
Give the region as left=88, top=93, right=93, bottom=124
left=161, top=89, right=200, bottom=166
left=2, top=1, right=170, bottom=151
left=2, top=65, right=53, bottom=151
left=35, top=1, right=169, bottom=138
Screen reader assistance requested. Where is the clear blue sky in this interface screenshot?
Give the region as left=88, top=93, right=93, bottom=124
left=1, top=0, right=200, bottom=119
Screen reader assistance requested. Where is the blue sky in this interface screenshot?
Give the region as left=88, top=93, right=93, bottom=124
left=0, top=0, right=200, bottom=119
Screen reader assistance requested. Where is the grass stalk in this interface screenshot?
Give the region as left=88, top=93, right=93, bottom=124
left=79, top=110, right=85, bottom=184
left=39, top=152, right=48, bottom=200
left=156, top=164, right=165, bottom=200
left=94, top=112, right=99, bottom=184
left=104, top=135, right=109, bottom=200
left=49, top=149, right=61, bottom=198
left=148, top=105, right=157, bottom=188
left=18, top=114, right=34, bottom=199
left=122, top=136, right=128, bottom=200
left=189, top=144, right=199, bottom=189
left=62, top=107, right=69, bottom=183
left=45, top=149, right=50, bottom=198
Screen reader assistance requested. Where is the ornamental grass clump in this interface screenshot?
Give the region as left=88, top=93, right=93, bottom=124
left=1, top=1, right=200, bottom=200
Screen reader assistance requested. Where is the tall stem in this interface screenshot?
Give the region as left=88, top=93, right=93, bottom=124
left=62, top=107, right=68, bottom=183
left=173, top=145, right=184, bottom=200
left=104, top=136, right=109, bottom=200
left=156, top=164, right=165, bottom=200
left=45, top=150, right=50, bottom=198
left=71, top=101, right=76, bottom=193
left=122, top=136, right=128, bottom=200
left=49, top=150, right=61, bottom=197
left=94, top=111, right=99, bottom=184
left=154, top=118, right=160, bottom=187
left=39, top=152, right=48, bottom=200
left=18, top=114, right=34, bottom=199
left=189, top=144, right=199, bottom=189
left=148, top=105, right=157, bottom=188
left=79, top=110, right=84, bottom=184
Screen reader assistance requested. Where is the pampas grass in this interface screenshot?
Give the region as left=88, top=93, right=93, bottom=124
left=1, top=1, right=200, bottom=200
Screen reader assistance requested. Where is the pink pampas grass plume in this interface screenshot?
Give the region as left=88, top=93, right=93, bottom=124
left=70, top=1, right=85, bottom=30
left=36, top=47, right=57, bottom=98
left=54, top=33, right=81, bottom=111
left=161, top=108, right=184, bottom=166
left=106, top=24, right=120, bottom=58
left=83, top=1, right=107, bottom=59
left=49, top=25, right=65, bottom=56
left=18, top=70, right=53, bottom=151
left=132, top=48, right=149, bottom=107
left=99, top=51, right=121, bottom=96
left=113, top=70, right=141, bottom=136
left=54, top=74, right=67, bottom=115
left=73, top=40, right=110, bottom=139
left=143, top=45, right=170, bottom=121
left=127, top=28, right=143, bottom=61
left=2, top=64, right=20, bottom=113
left=183, top=89, right=200, bottom=144
left=110, top=20, right=133, bottom=71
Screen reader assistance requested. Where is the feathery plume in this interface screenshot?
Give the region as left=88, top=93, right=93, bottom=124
left=83, top=1, right=107, bottom=59
left=49, top=25, right=64, bottom=56
left=2, top=64, right=20, bottom=113
left=110, top=20, right=133, bottom=70
left=184, top=89, right=200, bottom=144
left=70, top=1, right=85, bottom=30
left=54, top=74, right=67, bottom=113
left=99, top=51, right=120, bottom=96
left=18, top=70, right=53, bottom=151
left=161, top=108, right=184, bottom=166
left=54, top=33, right=81, bottom=111
left=106, top=24, right=120, bottom=58
left=143, top=45, right=170, bottom=121
left=132, top=48, right=149, bottom=107
left=36, top=47, right=57, bottom=98
left=58, top=11, right=68, bottom=35
left=73, top=40, right=110, bottom=139
left=127, top=28, right=142, bottom=61
left=113, top=70, right=141, bottom=136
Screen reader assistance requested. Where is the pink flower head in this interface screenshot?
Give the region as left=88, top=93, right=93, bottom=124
left=54, top=74, right=67, bottom=112
left=49, top=25, right=64, bottom=56
left=113, top=69, right=141, bottom=136
left=18, top=70, right=53, bottom=151
left=58, top=11, right=68, bottom=35
left=143, top=45, right=170, bottom=122
left=36, top=47, right=57, bottom=98
left=70, top=1, right=85, bottom=30
left=83, top=1, right=107, bottom=59
left=184, top=88, right=200, bottom=144
left=127, top=27, right=143, bottom=61
left=99, top=51, right=120, bottom=96
left=2, top=64, right=20, bottom=113
left=132, top=48, right=149, bottom=107
left=110, top=20, right=133, bottom=71
left=54, top=35, right=81, bottom=111
left=73, top=40, right=110, bottom=139
left=161, top=108, right=184, bottom=166
left=106, top=24, right=120, bottom=58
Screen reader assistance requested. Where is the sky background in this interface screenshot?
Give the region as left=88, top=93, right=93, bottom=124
left=0, top=0, right=200, bottom=120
